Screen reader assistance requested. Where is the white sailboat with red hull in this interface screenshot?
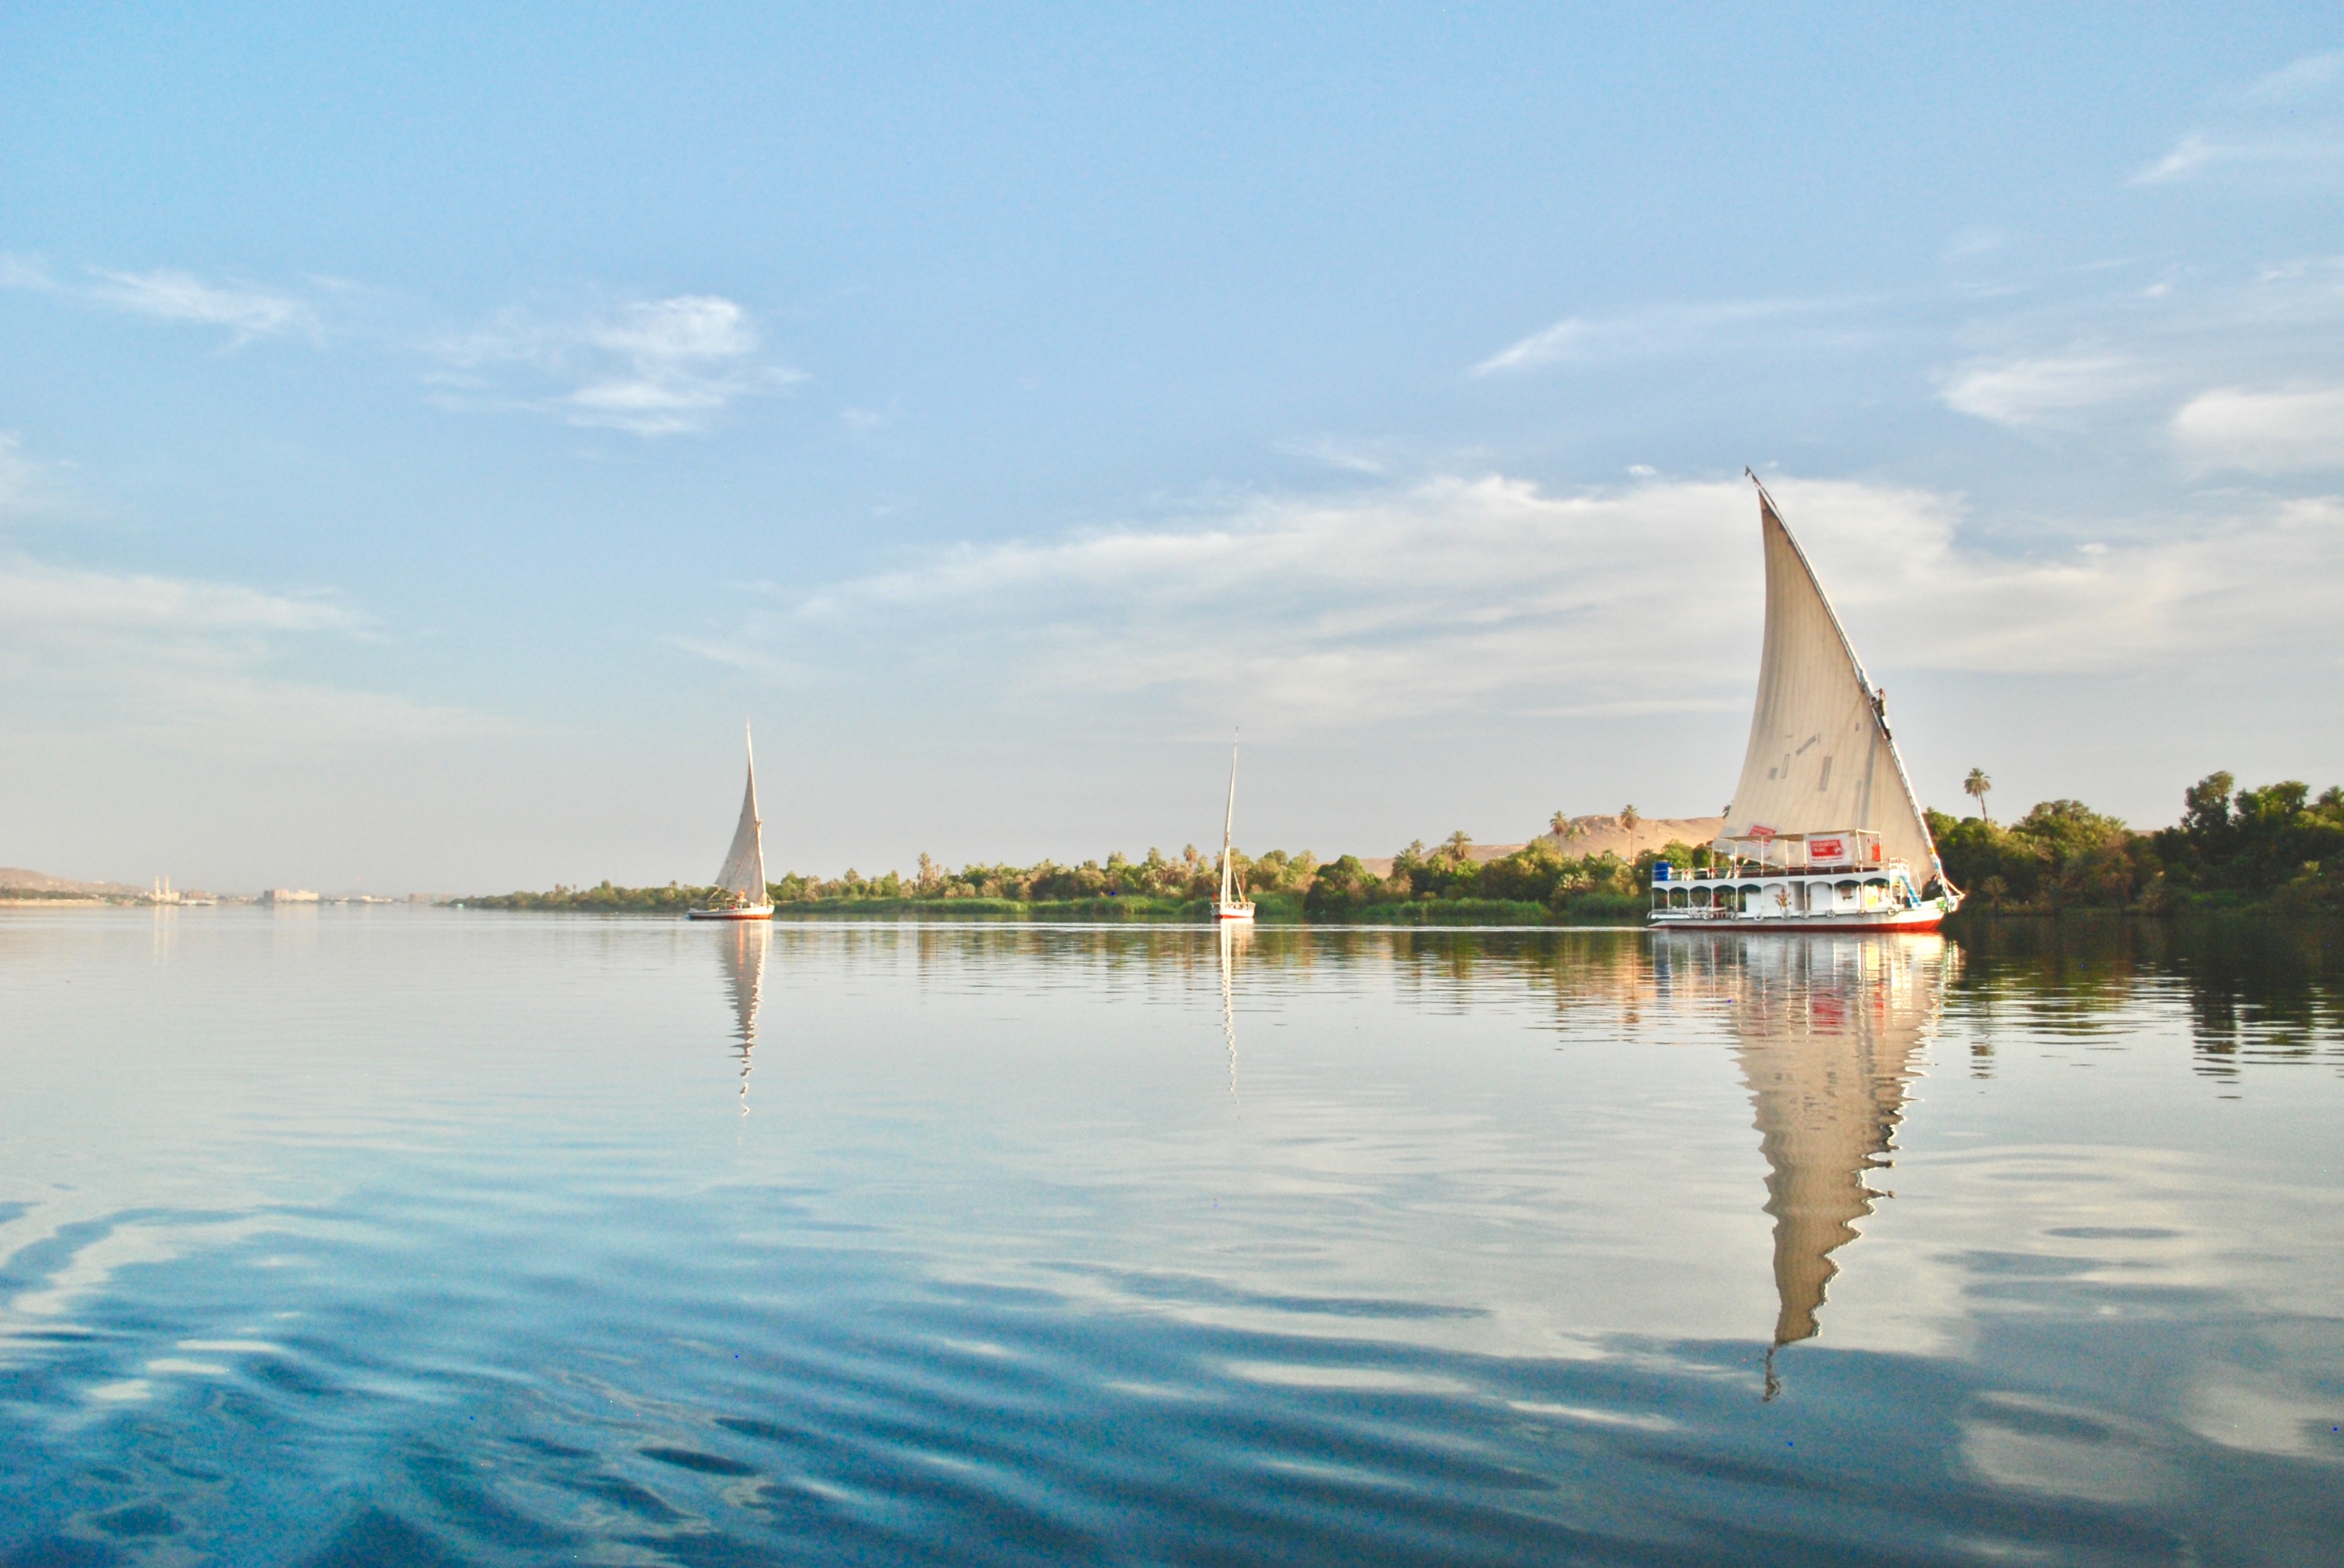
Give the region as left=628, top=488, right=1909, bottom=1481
left=1649, top=480, right=1960, bottom=931
left=688, top=727, right=775, bottom=921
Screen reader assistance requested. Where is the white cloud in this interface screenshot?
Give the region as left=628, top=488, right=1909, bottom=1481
left=1272, top=437, right=1388, bottom=473
left=432, top=294, right=802, bottom=435
left=2131, top=134, right=2344, bottom=186
left=1939, top=355, right=2146, bottom=427
left=0, top=253, right=52, bottom=290
left=1472, top=296, right=1856, bottom=375
left=2132, top=132, right=2220, bottom=185
left=0, top=552, right=487, bottom=750
left=0, top=432, right=41, bottom=510
left=719, top=475, right=2344, bottom=730
left=2172, top=384, right=2344, bottom=472
left=0, top=256, right=320, bottom=344
left=83, top=268, right=317, bottom=341
left=0, top=559, right=352, bottom=634
left=2247, top=50, right=2344, bottom=104
left=2132, top=52, right=2344, bottom=185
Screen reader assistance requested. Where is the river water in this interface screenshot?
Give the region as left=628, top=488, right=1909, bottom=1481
left=1, top=909, right=2338, bottom=1566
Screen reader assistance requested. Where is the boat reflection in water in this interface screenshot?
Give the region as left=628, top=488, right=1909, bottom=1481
left=1663, top=932, right=1953, bottom=1394
left=715, top=920, right=770, bottom=1113
left=1216, top=920, right=1249, bottom=1101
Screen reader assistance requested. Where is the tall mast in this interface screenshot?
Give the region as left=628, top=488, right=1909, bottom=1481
left=745, top=720, right=766, bottom=897
left=1220, top=737, right=1238, bottom=905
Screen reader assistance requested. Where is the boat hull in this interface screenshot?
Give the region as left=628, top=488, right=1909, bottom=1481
left=1649, top=898, right=1955, bottom=933
left=687, top=905, right=775, bottom=921
left=1213, top=905, right=1256, bottom=923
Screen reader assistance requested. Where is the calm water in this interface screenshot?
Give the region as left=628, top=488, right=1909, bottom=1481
left=2, top=911, right=2339, bottom=1566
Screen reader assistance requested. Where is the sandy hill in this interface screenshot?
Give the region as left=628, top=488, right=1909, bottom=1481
left=1355, top=814, right=1726, bottom=878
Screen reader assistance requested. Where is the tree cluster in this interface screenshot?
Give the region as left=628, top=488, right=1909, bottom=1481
left=459, top=880, right=709, bottom=912
left=1302, top=831, right=1706, bottom=921
left=459, top=773, right=2344, bottom=921
left=766, top=845, right=1320, bottom=905
left=1930, top=772, right=2344, bottom=914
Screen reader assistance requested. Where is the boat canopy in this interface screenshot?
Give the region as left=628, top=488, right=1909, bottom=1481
left=1718, top=489, right=1938, bottom=880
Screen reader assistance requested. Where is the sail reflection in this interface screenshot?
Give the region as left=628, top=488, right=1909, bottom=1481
left=1677, top=934, right=1952, bottom=1377
left=715, top=921, right=770, bottom=1113
left=1217, top=921, right=1249, bottom=1101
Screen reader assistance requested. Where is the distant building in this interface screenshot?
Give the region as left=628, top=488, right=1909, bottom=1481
left=262, top=888, right=320, bottom=905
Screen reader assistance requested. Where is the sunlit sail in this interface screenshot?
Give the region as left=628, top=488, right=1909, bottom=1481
left=1651, top=479, right=1960, bottom=929
left=689, top=724, right=775, bottom=921
left=1214, top=738, right=1256, bottom=924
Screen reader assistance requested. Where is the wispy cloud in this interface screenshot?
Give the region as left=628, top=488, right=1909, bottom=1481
left=1271, top=436, right=1388, bottom=473
left=431, top=295, right=802, bottom=435
left=0, top=256, right=320, bottom=344
left=2246, top=49, right=2344, bottom=103
left=1473, top=296, right=1858, bottom=375
left=2131, top=50, right=2344, bottom=185
left=0, top=440, right=489, bottom=750
left=0, top=433, right=41, bottom=511
left=702, top=474, right=2344, bottom=729
left=84, top=268, right=317, bottom=341
left=2173, top=384, right=2344, bottom=472
left=0, top=558, right=359, bottom=640
left=1938, top=354, right=2147, bottom=427
left=2130, top=134, right=2344, bottom=186
left=0, top=259, right=796, bottom=435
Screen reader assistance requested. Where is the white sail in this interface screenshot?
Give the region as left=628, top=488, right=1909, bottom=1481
left=1219, top=742, right=1239, bottom=905
left=1720, top=488, right=1939, bottom=880
left=713, top=728, right=768, bottom=902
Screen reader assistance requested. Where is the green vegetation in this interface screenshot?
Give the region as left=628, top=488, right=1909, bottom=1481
left=456, top=881, right=712, bottom=913
left=455, top=835, right=1678, bottom=923
left=457, top=771, right=2344, bottom=923
left=1304, top=835, right=1682, bottom=925
left=1931, top=771, right=2344, bottom=916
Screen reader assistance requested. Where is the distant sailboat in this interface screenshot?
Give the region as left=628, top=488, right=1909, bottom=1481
left=688, top=726, right=775, bottom=921
left=1649, top=479, right=1961, bottom=930
left=1213, top=739, right=1256, bottom=924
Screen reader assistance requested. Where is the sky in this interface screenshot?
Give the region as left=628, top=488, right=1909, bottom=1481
left=3, top=3, right=2342, bottom=892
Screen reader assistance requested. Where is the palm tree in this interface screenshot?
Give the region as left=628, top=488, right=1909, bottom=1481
left=1442, top=829, right=1474, bottom=863
left=1963, top=769, right=1992, bottom=824
left=1620, top=804, right=1640, bottom=860
left=1549, top=809, right=1571, bottom=839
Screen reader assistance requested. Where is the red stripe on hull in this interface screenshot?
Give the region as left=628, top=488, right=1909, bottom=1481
left=1649, top=913, right=1947, bottom=933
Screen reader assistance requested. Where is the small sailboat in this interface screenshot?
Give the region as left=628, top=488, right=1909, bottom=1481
left=1213, top=740, right=1256, bottom=924
left=688, top=726, right=775, bottom=921
left=1649, top=477, right=1961, bottom=930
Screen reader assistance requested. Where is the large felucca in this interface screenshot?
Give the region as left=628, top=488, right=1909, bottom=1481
left=688, top=726, right=775, bottom=921
left=1649, top=479, right=1960, bottom=930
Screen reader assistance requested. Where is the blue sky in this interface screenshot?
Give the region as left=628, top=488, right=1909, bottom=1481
left=4, top=4, right=2342, bottom=891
